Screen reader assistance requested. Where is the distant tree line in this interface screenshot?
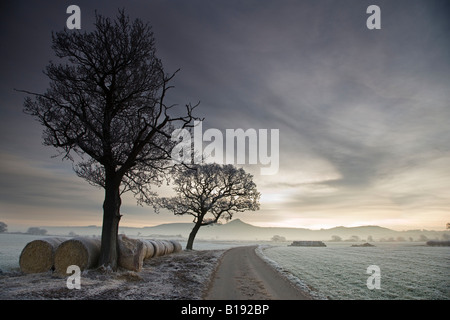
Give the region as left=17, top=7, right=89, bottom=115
left=0, top=222, right=50, bottom=235
left=329, top=234, right=449, bottom=242
left=26, top=227, right=48, bottom=235
left=271, top=235, right=286, bottom=242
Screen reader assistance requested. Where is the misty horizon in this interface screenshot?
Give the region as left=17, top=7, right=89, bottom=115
left=7, top=218, right=450, bottom=233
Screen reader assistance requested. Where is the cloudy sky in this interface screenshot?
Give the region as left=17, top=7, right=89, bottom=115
left=1, top=0, right=449, bottom=231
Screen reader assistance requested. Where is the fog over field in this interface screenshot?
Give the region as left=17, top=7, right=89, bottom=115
left=14, top=219, right=448, bottom=242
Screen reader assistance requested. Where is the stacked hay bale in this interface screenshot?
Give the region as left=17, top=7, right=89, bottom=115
left=161, top=240, right=174, bottom=255
left=140, top=239, right=182, bottom=258
left=142, top=240, right=155, bottom=259
left=118, top=235, right=146, bottom=272
left=170, top=240, right=183, bottom=253
left=118, top=237, right=183, bottom=271
left=146, top=240, right=165, bottom=257
left=141, top=240, right=158, bottom=258
left=54, top=237, right=101, bottom=274
left=19, top=237, right=66, bottom=273
left=19, top=236, right=183, bottom=273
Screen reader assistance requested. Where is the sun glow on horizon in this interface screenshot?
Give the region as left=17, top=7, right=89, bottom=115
left=251, top=217, right=450, bottom=231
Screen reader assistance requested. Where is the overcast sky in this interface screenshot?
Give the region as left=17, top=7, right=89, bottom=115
left=1, top=0, right=449, bottom=231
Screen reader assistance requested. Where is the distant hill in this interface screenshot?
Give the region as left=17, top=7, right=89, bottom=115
left=41, top=219, right=449, bottom=242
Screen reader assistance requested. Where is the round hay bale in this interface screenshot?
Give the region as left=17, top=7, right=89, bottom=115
left=142, top=240, right=155, bottom=259
left=149, top=240, right=165, bottom=257
left=161, top=240, right=174, bottom=255
left=118, top=235, right=145, bottom=272
left=169, top=240, right=182, bottom=253
left=19, top=237, right=66, bottom=274
left=54, top=237, right=101, bottom=274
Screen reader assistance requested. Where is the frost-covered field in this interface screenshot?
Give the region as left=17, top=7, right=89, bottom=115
left=258, top=242, right=450, bottom=300
left=0, top=247, right=225, bottom=300
left=2, top=234, right=448, bottom=300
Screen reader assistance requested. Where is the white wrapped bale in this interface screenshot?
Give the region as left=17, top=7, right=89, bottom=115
left=19, top=237, right=66, bottom=274
left=54, top=237, right=101, bottom=274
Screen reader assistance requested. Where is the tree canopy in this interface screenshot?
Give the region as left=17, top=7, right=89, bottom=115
left=158, top=163, right=260, bottom=249
left=20, top=10, right=199, bottom=269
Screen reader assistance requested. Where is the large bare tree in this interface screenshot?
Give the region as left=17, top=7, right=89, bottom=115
left=19, top=10, right=199, bottom=270
left=158, top=164, right=260, bottom=250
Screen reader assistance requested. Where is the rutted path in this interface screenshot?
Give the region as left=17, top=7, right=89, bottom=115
left=204, top=246, right=310, bottom=300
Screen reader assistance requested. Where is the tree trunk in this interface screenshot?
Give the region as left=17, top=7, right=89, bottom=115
left=98, top=171, right=122, bottom=270
left=186, top=220, right=202, bottom=250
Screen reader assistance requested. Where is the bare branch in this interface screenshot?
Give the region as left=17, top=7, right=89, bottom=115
left=157, top=163, right=260, bottom=249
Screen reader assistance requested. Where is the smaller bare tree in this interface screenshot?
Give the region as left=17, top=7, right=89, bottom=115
left=0, top=222, right=7, bottom=233
left=157, top=164, right=260, bottom=250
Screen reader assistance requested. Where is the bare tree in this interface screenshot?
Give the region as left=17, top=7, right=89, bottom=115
left=157, top=164, right=260, bottom=250
left=0, top=222, right=7, bottom=233
left=26, top=227, right=48, bottom=235
left=271, top=235, right=286, bottom=242
left=18, top=10, right=199, bottom=269
left=330, top=235, right=342, bottom=242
